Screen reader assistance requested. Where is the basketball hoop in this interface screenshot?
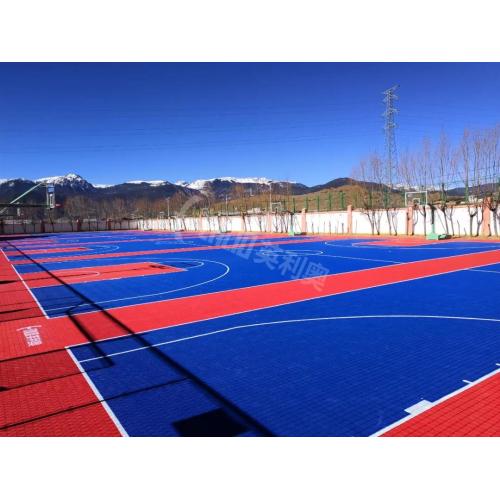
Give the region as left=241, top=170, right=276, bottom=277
left=270, top=202, right=283, bottom=213
left=404, top=190, right=428, bottom=207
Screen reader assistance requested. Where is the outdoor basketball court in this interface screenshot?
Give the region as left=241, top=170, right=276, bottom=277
left=1, top=230, right=499, bottom=436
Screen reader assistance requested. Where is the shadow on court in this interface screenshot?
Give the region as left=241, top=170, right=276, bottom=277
left=0, top=240, right=271, bottom=436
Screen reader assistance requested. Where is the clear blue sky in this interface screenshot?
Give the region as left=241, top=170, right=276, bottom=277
left=1, top=63, right=499, bottom=186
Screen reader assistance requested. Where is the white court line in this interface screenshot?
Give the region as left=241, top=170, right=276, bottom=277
left=259, top=249, right=325, bottom=256
left=9, top=236, right=206, bottom=250
left=24, top=257, right=204, bottom=284
left=47, top=253, right=391, bottom=315
left=15, top=240, right=500, bottom=332
left=58, top=246, right=500, bottom=320
left=325, top=240, right=500, bottom=253
left=65, top=348, right=129, bottom=437
left=324, top=241, right=372, bottom=247
left=326, top=254, right=401, bottom=264
left=30, top=263, right=189, bottom=289
left=371, top=366, right=500, bottom=436
left=13, top=234, right=278, bottom=264
left=325, top=248, right=497, bottom=270
left=57, top=244, right=121, bottom=256
left=154, top=240, right=203, bottom=246
left=45, top=259, right=230, bottom=313
left=21, top=255, right=205, bottom=270
left=34, top=270, right=102, bottom=285
left=100, top=257, right=206, bottom=272
left=467, top=268, right=500, bottom=274
left=352, top=242, right=500, bottom=250
left=327, top=254, right=500, bottom=269
left=91, top=256, right=206, bottom=270
left=1, top=248, right=49, bottom=320
left=76, top=314, right=500, bottom=364
left=404, top=400, right=433, bottom=415
left=10, top=244, right=121, bottom=263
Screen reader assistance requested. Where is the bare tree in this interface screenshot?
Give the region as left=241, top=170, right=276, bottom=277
left=397, top=149, right=420, bottom=235
left=470, top=130, right=488, bottom=236
left=410, top=138, right=434, bottom=236
left=482, top=126, right=500, bottom=236
left=353, top=155, right=384, bottom=235
left=64, top=196, right=90, bottom=230
left=433, top=132, right=458, bottom=236
left=459, top=129, right=479, bottom=236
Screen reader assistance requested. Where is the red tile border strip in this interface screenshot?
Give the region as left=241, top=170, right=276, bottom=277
left=382, top=372, right=500, bottom=437
left=24, top=262, right=183, bottom=288
left=5, top=247, right=89, bottom=256
left=1, top=243, right=499, bottom=437
left=11, top=237, right=317, bottom=265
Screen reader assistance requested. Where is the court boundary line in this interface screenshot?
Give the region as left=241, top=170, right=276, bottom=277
left=55, top=247, right=500, bottom=319
left=371, top=366, right=500, bottom=437
left=42, top=253, right=399, bottom=313
left=18, top=255, right=206, bottom=270
left=351, top=242, right=500, bottom=250
left=71, top=314, right=500, bottom=438
left=467, top=268, right=500, bottom=275
left=66, top=348, right=128, bottom=437
left=8, top=244, right=121, bottom=262
left=5, top=246, right=91, bottom=256
left=44, top=259, right=230, bottom=313
left=8, top=237, right=321, bottom=266
left=65, top=250, right=500, bottom=349
left=326, top=254, right=401, bottom=264
left=1, top=248, right=49, bottom=320
left=29, top=270, right=102, bottom=288
left=25, top=261, right=186, bottom=289
left=6, top=233, right=296, bottom=249
left=74, top=314, right=500, bottom=363
left=44, top=256, right=384, bottom=314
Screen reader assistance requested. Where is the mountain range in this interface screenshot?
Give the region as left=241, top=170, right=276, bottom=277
left=1, top=173, right=494, bottom=219
left=0, top=173, right=356, bottom=205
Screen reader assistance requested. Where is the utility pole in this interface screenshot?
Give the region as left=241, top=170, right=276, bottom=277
left=383, top=85, right=399, bottom=190
left=269, top=182, right=272, bottom=211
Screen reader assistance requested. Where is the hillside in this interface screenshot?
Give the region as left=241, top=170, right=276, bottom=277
left=0, top=174, right=365, bottom=201
left=3, top=172, right=493, bottom=218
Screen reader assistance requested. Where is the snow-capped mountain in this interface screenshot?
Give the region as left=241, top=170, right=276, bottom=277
left=34, top=173, right=95, bottom=192
left=101, top=179, right=195, bottom=200
left=125, top=180, right=171, bottom=187
left=176, top=176, right=292, bottom=190
left=0, top=178, right=29, bottom=187
left=0, top=173, right=197, bottom=211
left=0, top=173, right=375, bottom=212
left=174, top=177, right=308, bottom=198
left=1, top=173, right=306, bottom=195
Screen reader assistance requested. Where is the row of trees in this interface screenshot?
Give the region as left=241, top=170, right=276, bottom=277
left=4, top=125, right=498, bottom=238
left=59, top=184, right=296, bottom=220
left=352, top=126, right=500, bottom=236
left=64, top=191, right=199, bottom=219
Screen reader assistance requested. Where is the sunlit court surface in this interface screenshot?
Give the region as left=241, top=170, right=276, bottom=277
left=1, top=229, right=499, bottom=437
